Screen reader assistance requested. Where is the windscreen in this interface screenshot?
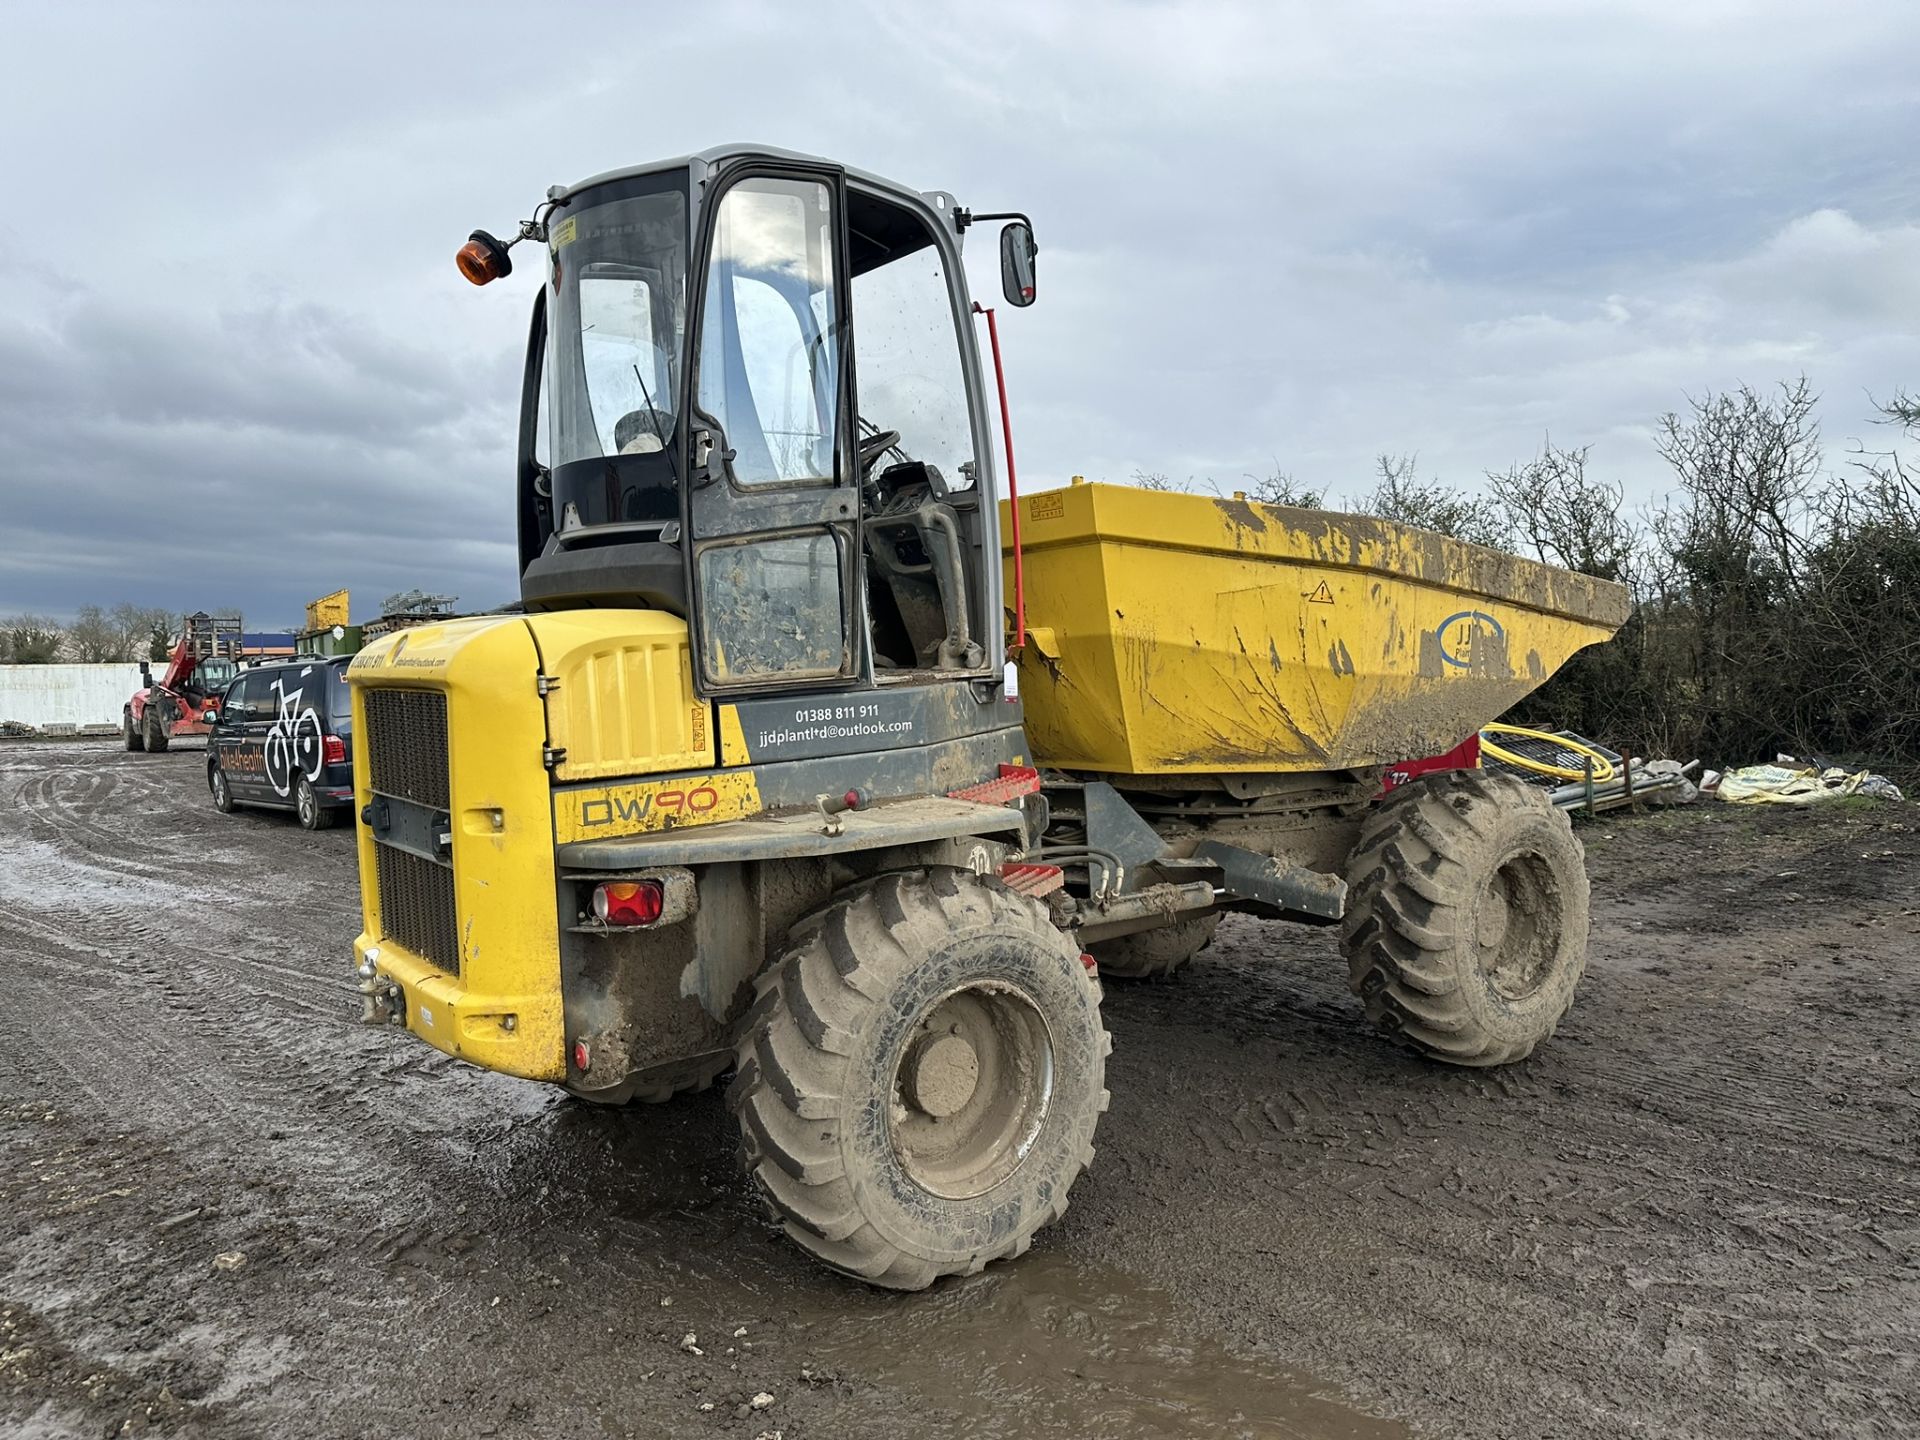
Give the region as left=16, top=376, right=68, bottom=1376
left=545, top=174, right=690, bottom=526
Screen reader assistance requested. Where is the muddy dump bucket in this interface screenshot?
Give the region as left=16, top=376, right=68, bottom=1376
left=1001, top=483, right=1630, bottom=776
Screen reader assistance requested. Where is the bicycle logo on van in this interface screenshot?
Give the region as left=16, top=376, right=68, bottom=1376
left=265, top=679, right=326, bottom=797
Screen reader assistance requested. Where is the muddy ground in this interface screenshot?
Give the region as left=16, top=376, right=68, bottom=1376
left=1, top=742, right=1915, bottom=1439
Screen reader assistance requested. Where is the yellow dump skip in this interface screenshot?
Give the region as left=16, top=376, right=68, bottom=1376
left=1001, top=483, right=1630, bottom=775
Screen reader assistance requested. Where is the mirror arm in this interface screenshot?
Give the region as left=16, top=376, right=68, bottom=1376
left=955, top=208, right=1032, bottom=232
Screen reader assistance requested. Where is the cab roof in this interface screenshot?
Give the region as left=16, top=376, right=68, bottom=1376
left=555, top=143, right=964, bottom=235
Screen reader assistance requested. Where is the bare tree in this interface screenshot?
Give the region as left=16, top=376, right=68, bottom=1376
left=64, top=605, right=122, bottom=662
left=1486, top=439, right=1637, bottom=585
left=109, top=604, right=174, bottom=662
left=1356, top=453, right=1511, bottom=549
left=1243, top=465, right=1322, bottom=509
left=1128, top=469, right=1189, bottom=493
left=1652, top=377, right=1822, bottom=584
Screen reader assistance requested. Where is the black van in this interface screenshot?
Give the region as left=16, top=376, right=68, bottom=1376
left=206, top=656, right=355, bottom=830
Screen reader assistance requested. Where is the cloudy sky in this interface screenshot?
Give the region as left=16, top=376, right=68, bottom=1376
left=4, top=0, right=1917, bottom=626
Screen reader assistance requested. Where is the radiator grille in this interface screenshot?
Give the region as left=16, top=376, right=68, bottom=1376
left=374, top=842, right=460, bottom=975
left=363, top=687, right=458, bottom=973
left=363, top=689, right=450, bottom=809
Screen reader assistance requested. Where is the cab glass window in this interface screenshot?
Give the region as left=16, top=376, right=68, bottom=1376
left=547, top=189, right=688, bottom=470
left=580, top=273, right=675, bottom=455
left=697, top=178, right=840, bottom=487
left=696, top=532, right=846, bottom=680
left=850, top=207, right=976, bottom=490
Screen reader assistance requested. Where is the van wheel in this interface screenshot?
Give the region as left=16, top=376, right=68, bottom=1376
left=295, top=777, right=335, bottom=831
left=1341, top=769, right=1589, bottom=1066
left=209, top=763, right=235, bottom=814
left=730, top=868, right=1109, bottom=1290
left=124, top=711, right=146, bottom=752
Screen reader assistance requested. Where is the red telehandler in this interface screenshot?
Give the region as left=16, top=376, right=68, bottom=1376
left=124, top=613, right=242, bottom=753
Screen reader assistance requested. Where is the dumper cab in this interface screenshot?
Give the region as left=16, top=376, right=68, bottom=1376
left=350, top=145, right=1050, bottom=1092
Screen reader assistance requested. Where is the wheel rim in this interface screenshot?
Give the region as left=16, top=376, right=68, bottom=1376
left=214, top=771, right=228, bottom=806
left=888, top=981, right=1054, bottom=1201
left=298, top=784, right=314, bottom=824
left=1477, top=849, right=1558, bottom=1001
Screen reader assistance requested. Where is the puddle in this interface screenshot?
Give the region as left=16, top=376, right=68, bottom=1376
left=802, top=1250, right=1405, bottom=1440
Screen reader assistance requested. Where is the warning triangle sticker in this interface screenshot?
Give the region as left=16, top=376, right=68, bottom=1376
left=1305, top=581, right=1335, bottom=604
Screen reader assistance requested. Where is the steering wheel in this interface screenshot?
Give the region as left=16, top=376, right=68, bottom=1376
left=858, top=429, right=902, bottom=475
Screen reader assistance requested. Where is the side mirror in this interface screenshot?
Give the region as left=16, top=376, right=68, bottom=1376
left=201, top=708, right=218, bottom=725
left=1000, top=222, right=1037, bottom=307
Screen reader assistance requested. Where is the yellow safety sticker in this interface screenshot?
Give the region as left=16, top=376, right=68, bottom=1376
left=551, top=215, right=577, bottom=249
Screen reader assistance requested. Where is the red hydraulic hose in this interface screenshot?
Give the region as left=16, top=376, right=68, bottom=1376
left=973, top=302, right=1025, bottom=652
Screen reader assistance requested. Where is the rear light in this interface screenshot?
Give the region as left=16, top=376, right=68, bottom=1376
left=323, top=734, right=347, bottom=766
left=593, top=880, right=663, bottom=926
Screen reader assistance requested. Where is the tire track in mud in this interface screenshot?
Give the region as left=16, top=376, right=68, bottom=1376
left=1, top=747, right=496, bottom=1207
left=4, top=744, right=1917, bottom=1439
left=1084, top=804, right=1920, bottom=1440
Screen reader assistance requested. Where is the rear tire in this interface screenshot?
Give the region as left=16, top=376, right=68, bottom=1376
left=145, top=709, right=170, bottom=753
left=123, top=711, right=146, bottom=752
left=730, top=867, right=1109, bottom=1290
left=295, top=776, right=336, bottom=831
left=1342, top=769, right=1589, bottom=1066
left=1090, top=912, right=1219, bottom=979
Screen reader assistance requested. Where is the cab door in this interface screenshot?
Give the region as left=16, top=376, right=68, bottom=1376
left=220, top=671, right=270, bottom=802
left=684, top=167, right=861, bottom=692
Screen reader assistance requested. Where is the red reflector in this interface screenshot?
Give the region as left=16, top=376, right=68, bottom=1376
left=323, top=734, right=346, bottom=766
left=572, top=1040, right=590, bottom=1072
left=1081, top=953, right=1098, bottom=971
left=593, top=879, right=664, bottom=926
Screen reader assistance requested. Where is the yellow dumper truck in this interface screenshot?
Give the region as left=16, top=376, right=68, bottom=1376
left=349, top=145, right=1629, bottom=1289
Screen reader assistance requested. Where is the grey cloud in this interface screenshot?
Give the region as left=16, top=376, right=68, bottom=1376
left=3, top=0, right=1917, bottom=622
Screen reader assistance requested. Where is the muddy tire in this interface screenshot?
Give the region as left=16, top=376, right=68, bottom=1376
left=566, top=1053, right=731, bottom=1106
left=145, top=709, right=170, bottom=753
left=1089, top=913, right=1220, bottom=979
left=123, top=711, right=146, bottom=752
left=1342, top=769, right=1589, bottom=1067
left=730, top=867, right=1109, bottom=1291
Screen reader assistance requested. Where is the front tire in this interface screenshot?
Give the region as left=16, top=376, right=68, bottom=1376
left=123, top=711, right=146, bottom=752
left=730, top=868, right=1109, bottom=1290
left=209, top=763, right=235, bottom=814
left=1341, top=769, right=1589, bottom=1066
left=145, top=709, right=170, bottom=753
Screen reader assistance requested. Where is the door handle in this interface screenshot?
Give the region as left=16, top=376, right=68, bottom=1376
left=691, top=429, right=734, bottom=489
